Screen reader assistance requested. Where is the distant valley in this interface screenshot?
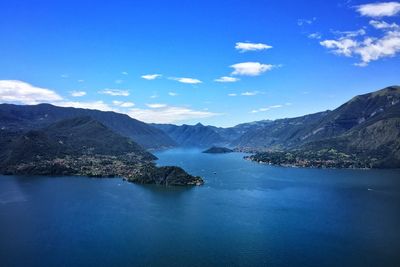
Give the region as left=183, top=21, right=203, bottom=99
left=152, top=86, right=400, bottom=168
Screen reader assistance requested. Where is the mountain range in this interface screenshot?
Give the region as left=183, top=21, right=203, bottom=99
left=0, top=116, right=203, bottom=185
left=153, top=85, right=400, bottom=168
left=0, top=103, right=175, bottom=149
left=0, top=85, right=399, bottom=168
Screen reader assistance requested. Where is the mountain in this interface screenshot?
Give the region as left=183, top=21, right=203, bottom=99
left=0, top=116, right=203, bottom=185
left=153, top=85, right=400, bottom=168
left=153, top=123, right=229, bottom=148
left=234, top=86, right=400, bottom=151
left=0, top=116, right=154, bottom=168
left=244, top=86, right=400, bottom=168
left=153, top=120, right=274, bottom=148
left=231, top=111, right=330, bottom=150
left=0, top=103, right=176, bottom=149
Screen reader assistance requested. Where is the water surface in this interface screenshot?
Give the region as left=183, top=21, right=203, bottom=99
left=0, top=148, right=399, bottom=266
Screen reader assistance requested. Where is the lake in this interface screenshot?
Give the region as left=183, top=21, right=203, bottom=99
left=0, top=148, right=399, bottom=266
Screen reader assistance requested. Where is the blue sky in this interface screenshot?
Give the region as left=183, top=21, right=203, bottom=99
left=0, top=0, right=399, bottom=127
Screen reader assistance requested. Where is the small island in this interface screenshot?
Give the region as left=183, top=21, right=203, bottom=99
left=202, top=146, right=233, bottom=154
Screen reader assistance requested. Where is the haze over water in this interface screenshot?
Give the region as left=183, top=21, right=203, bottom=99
left=0, top=148, right=399, bottom=266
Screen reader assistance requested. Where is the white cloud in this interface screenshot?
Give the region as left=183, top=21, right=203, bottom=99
left=251, top=104, right=283, bottom=113
left=241, top=91, right=259, bottom=96
left=78, top=79, right=84, bottom=83
left=169, top=77, right=202, bottom=84
left=168, top=92, right=178, bottom=96
left=297, top=17, right=316, bottom=26
left=61, top=74, right=69, bottom=78
left=320, top=38, right=358, bottom=57
left=0, top=80, right=63, bottom=105
left=320, top=22, right=400, bottom=66
left=230, top=62, right=275, bottom=76
left=98, top=89, right=129, bottom=96
left=150, top=93, right=159, bottom=99
left=356, top=2, right=400, bottom=17
left=141, top=74, right=161, bottom=80
left=228, top=93, right=237, bottom=96
left=128, top=105, right=219, bottom=123
left=235, top=42, right=272, bottom=52
left=369, top=20, right=399, bottom=29
left=308, top=32, right=322, bottom=39
left=56, top=101, right=115, bottom=112
left=122, top=71, right=128, bottom=75
left=146, top=103, right=167, bottom=108
left=70, top=90, right=86, bottom=97
left=214, top=76, right=240, bottom=83
left=112, top=100, right=135, bottom=108
left=333, top=29, right=366, bottom=38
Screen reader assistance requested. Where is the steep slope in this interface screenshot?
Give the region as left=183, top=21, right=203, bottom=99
left=244, top=86, right=400, bottom=168
left=0, top=117, right=203, bottom=185
left=0, top=103, right=176, bottom=149
left=234, top=86, right=400, bottom=151
left=301, top=116, right=400, bottom=168
left=232, top=111, right=330, bottom=150
left=0, top=116, right=155, bottom=167
left=301, top=85, right=400, bottom=142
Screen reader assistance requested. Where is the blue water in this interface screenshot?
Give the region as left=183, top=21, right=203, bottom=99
left=0, top=148, right=399, bottom=267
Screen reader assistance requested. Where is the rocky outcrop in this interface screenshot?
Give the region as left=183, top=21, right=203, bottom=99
left=127, top=165, right=204, bottom=186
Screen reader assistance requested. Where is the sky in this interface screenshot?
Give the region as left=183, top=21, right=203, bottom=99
left=0, top=0, right=399, bottom=127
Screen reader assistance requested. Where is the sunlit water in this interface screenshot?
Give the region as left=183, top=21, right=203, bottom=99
left=0, top=148, right=399, bottom=266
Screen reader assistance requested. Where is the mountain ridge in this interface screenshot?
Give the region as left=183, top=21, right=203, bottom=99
left=0, top=116, right=203, bottom=185
left=0, top=103, right=176, bottom=149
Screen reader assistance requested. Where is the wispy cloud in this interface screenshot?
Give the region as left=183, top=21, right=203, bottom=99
left=141, top=74, right=162, bottom=80
left=61, top=74, right=69, bottom=78
left=230, top=62, right=275, bottom=76
left=70, top=90, right=86, bottom=97
left=241, top=91, right=260, bottom=96
left=297, top=17, right=316, bottom=26
left=115, top=79, right=123, bottom=84
left=308, top=32, right=322, bottom=39
left=332, top=29, right=366, bottom=38
left=78, top=79, right=85, bottom=83
left=146, top=103, right=167, bottom=108
left=235, top=42, right=272, bottom=52
left=169, top=77, right=202, bottom=84
left=128, top=105, right=219, bottom=123
left=112, top=100, right=135, bottom=108
left=168, top=92, right=178, bottom=96
left=122, top=71, right=129, bottom=75
left=214, top=76, right=239, bottom=83
left=98, top=89, right=129, bottom=96
left=228, top=93, right=237, bottom=97
left=0, top=80, right=62, bottom=105
left=369, top=19, right=399, bottom=29
left=356, top=2, right=400, bottom=17
left=251, top=104, right=284, bottom=113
